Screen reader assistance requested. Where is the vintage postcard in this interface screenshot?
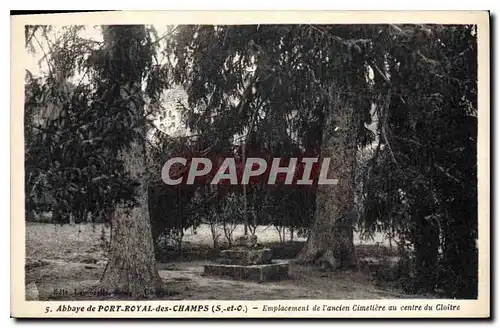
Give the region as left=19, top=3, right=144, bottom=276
left=11, top=11, right=490, bottom=318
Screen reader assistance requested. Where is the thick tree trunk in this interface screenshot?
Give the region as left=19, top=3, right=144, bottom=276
left=99, top=25, right=163, bottom=298
left=296, top=93, right=358, bottom=269
left=413, top=214, right=439, bottom=293
left=100, top=140, right=163, bottom=297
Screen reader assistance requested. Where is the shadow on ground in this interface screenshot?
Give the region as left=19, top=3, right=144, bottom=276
left=25, top=223, right=414, bottom=301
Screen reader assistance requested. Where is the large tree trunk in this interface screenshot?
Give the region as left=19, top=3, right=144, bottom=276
left=413, top=212, right=439, bottom=293
left=99, top=25, right=163, bottom=298
left=100, top=139, right=163, bottom=297
left=296, top=92, right=358, bottom=269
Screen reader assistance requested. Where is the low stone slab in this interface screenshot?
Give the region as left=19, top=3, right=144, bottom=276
left=220, top=248, right=272, bottom=265
left=203, top=262, right=289, bottom=282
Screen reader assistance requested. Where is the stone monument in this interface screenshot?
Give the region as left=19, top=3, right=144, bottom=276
left=203, top=235, right=289, bottom=282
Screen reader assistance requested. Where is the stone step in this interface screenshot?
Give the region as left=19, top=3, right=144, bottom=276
left=203, top=262, right=289, bottom=282
left=219, top=248, right=272, bottom=265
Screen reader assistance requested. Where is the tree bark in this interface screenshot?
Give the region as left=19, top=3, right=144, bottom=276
left=296, top=92, right=358, bottom=269
left=100, top=139, right=163, bottom=297
left=99, top=25, right=163, bottom=298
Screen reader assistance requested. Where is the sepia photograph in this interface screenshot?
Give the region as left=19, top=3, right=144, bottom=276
left=11, top=11, right=490, bottom=318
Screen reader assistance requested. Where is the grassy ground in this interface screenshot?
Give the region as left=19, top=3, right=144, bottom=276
left=25, top=222, right=410, bottom=300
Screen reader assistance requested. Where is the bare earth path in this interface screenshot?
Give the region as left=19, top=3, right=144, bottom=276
left=25, top=223, right=407, bottom=300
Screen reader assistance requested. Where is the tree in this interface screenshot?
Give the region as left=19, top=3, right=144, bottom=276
left=360, top=25, right=478, bottom=298
left=166, top=25, right=374, bottom=268
left=295, top=87, right=358, bottom=268
left=295, top=25, right=376, bottom=267
left=96, top=25, right=163, bottom=297
left=25, top=25, right=170, bottom=297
